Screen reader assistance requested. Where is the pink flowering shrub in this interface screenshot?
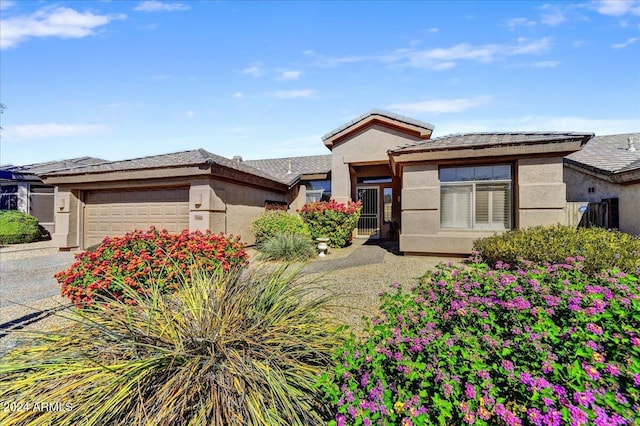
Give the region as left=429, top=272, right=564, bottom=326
left=319, top=257, right=639, bottom=425
left=55, top=227, right=247, bottom=308
left=298, top=200, right=361, bottom=248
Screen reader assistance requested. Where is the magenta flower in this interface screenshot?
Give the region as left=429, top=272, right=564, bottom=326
left=583, top=363, right=601, bottom=381
left=542, top=409, right=562, bottom=426
left=573, top=390, right=595, bottom=408
left=568, top=405, right=588, bottom=426
left=463, top=411, right=476, bottom=424
left=527, top=408, right=543, bottom=426
left=586, top=323, right=604, bottom=335
left=605, top=363, right=620, bottom=377
left=443, top=383, right=453, bottom=397
left=502, top=359, right=514, bottom=372
left=465, top=382, right=476, bottom=399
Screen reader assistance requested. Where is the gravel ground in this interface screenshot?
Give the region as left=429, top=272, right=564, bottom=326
left=0, top=240, right=462, bottom=355
left=303, top=245, right=461, bottom=331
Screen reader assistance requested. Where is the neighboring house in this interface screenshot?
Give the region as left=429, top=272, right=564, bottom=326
left=564, top=133, right=640, bottom=235
left=40, top=109, right=620, bottom=255
left=0, top=157, right=105, bottom=234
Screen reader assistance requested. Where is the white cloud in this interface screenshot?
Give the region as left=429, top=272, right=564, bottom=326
left=1, top=7, right=126, bottom=49
left=427, top=27, right=439, bottom=33
left=388, top=96, right=493, bottom=115
left=3, top=123, right=110, bottom=140
left=530, top=60, right=561, bottom=68
left=591, top=0, right=640, bottom=17
left=133, top=1, right=190, bottom=12
left=403, top=38, right=552, bottom=69
left=612, top=37, right=639, bottom=48
left=185, top=110, right=195, bottom=118
left=242, top=63, right=263, bottom=77
left=540, top=4, right=568, bottom=26
left=309, top=38, right=552, bottom=70
left=267, top=89, right=317, bottom=99
left=0, top=1, right=15, bottom=11
left=506, top=17, right=537, bottom=29
left=232, top=92, right=244, bottom=99
left=278, top=70, right=302, bottom=80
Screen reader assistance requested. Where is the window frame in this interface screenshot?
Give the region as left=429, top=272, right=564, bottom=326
left=439, top=164, right=513, bottom=231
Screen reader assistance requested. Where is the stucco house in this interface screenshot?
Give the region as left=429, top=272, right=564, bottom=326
left=564, top=133, right=640, bottom=235
left=0, top=157, right=104, bottom=234
left=41, top=150, right=331, bottom=249
left=41, top=109, right=609, bottom=254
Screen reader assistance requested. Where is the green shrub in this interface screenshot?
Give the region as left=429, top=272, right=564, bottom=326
left=1, top=265, right=345, bottom=426
left=298, top=200, right=361, bottom=248
left=0, top=210, right=41, bottom=244
left=473, top=225, right=640, bottom=274
left=258, top=232, right=317, bottom=262
left=55, top=227, right=247, bottom=308
left=251, top=210, right=310, bottom=244
left=319, top=259, right=640, bottom=425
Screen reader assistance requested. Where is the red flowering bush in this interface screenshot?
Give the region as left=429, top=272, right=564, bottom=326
left=55, top=227, right=247, bottom=308
left=298, top=200, right=361, bottom=248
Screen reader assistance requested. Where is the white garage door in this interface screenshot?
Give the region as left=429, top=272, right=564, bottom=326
left=84, top=187, right=190, bottom=248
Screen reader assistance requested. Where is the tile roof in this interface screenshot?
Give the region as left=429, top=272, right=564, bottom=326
left=565, top=133, right=640, bottom=175
left=390, top=132, right=593, bottom=154
left=41, top=149, right=282, bottom=183
left=322, top=109, right=435, bottom=141
left=244, top=154, right=331, bottom=185
left=3, top=157, right=107, bottom=175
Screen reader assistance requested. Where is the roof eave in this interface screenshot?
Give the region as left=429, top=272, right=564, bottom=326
left=390, top=138, right=589, bottom=164
left=564, top=159, right=640, bottom=185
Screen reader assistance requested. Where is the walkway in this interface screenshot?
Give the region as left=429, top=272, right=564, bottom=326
left=304, top=239, right=398, bottom=273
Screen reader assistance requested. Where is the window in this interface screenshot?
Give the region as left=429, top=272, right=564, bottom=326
left=0, top=185, right=18, bottom=210
left=383, top=187, right=393, bottom=223
left=305, top=179, right=331, bottom=203
left=440, top=165, right=512, bottom=230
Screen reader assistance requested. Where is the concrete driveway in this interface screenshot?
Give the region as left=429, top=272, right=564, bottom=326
left=0, top=242, right=76, bottom=318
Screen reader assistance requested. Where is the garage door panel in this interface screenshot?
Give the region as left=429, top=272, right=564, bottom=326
left=84, top=188, right=189, bottom=248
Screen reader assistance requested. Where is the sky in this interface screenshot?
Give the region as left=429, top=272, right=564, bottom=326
left=1, top=0, right=639, bottom=166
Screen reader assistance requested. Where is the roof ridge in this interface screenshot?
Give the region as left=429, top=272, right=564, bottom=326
left=322, top=109, right=435, bottom=141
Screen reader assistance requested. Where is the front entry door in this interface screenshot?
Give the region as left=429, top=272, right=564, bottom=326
left=356, top=186, right=379, bottom=239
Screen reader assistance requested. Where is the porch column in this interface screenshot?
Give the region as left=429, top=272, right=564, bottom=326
left=331, top=158, right=351, bottom=204
left=189, top=180, right=226, bottom=234
left=51, top=186, right=81, bottom=250
left=16, top=182, right=29, bottom=214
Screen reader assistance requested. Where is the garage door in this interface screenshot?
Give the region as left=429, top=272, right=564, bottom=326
left=84, top=187, right=190, bottom=248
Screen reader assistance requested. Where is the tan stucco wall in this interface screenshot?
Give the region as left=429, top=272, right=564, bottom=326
left=51, top=186, right=82, bottom=249
left=564, top=167, right=640, bottom=235
left=331, top=124, right=422, bottom=203
left=399, top=156, right=571, bottom=255
left=516, top=157, right=567, bottom=228
left=189, top=178, right=288, bottom=244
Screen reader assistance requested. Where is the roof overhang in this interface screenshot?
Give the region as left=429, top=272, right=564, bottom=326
left=42, top=163, right=289, bottom=193
left=389, top=138, right=589, bottom=175
left=564, top=159, right=640, bottom=185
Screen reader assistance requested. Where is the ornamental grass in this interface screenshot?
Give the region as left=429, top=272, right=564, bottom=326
left=1, top=265, right=344, bottom=425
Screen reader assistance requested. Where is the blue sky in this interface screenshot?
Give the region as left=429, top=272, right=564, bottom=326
left=1, top=0, right=639, bottom=166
